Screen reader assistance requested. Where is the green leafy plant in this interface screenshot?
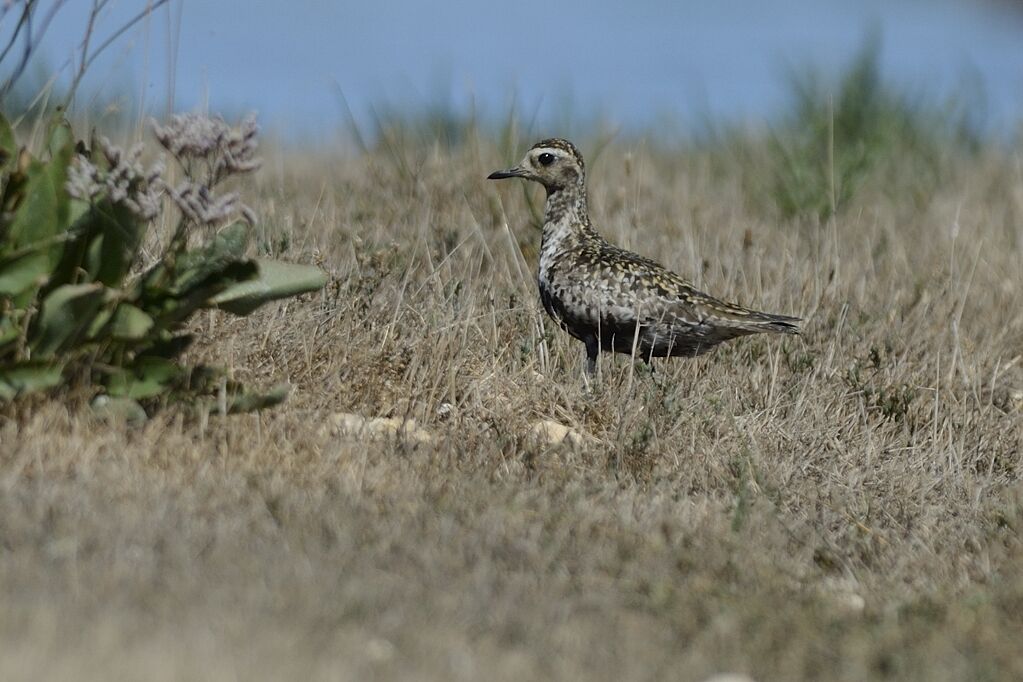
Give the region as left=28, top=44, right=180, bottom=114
left=765, top=37, right=977, bottom=221
left=0, top=111, right=327, bottom=413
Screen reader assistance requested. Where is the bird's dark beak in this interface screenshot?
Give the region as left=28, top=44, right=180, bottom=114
left=487, top=166, right=527, bottom=180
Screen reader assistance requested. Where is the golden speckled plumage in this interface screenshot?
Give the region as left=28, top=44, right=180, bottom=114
left=488, top=138, right=800, bottom=374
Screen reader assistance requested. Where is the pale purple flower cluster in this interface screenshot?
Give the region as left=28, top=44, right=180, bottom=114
left=66, top=137, right=165, bottom=221
left=65, top=113, right=261, bottom=229
left=152, top=112, right=261, bottom=181
left=163, top=183, right=256, bottom=227
left=151, top=112, right=261, bottom=226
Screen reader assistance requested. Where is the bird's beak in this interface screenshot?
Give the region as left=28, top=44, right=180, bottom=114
left=487, top=166, right=528, bottom=180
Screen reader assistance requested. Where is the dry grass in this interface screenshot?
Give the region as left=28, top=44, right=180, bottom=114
left=2, top=132, right=1023, bottom=681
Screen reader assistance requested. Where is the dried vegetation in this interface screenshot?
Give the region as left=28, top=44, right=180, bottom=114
left=2, top=127, right=1023, bottom=680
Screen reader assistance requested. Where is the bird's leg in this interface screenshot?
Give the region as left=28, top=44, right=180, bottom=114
left=640, top=353, right=668, bottom=390
left=584, top=335, right=599, bottom=378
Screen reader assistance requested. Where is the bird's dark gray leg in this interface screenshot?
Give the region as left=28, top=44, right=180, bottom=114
left=584, top=335, right=599, bottom=376
left=640, top=351, right=667, bottom=389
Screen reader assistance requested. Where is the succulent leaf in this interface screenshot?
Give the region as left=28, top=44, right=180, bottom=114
left=0, top=361, right=64, bottom=400
left=104, top=355, right=183, bottom=399
left=31, top=283, right=108, bottom=357
left=0, top=248, right=50, bottom=295
left=213, top=259, right=328, bottom=315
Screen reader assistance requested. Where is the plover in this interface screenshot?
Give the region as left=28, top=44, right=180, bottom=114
left=488, top=138, right=800, bottom=375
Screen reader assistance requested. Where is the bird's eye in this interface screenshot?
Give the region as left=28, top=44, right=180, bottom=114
left=537, top=152, right=556, bottom=166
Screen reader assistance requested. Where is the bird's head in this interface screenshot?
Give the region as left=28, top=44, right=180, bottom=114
left=487, top=138, right=585, bottom=192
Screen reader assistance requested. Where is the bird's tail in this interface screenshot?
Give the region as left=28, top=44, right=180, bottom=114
left=696, top=298, right=801, bottom=338
left=744, top=311, right=801, bottom=335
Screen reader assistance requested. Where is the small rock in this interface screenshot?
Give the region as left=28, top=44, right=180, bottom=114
left=365, top=637, right=397, bottom=662
left=1009, top=389, right=1023, bottom=411
left=530, top=419, right=590, bottom=446
left=330, top=412, right=433, bottom=444
left=820, top=576, right=866, bottom=614
left=834, top=591, right=867, bottom=612
left=90, top=395, right=148, bottom=425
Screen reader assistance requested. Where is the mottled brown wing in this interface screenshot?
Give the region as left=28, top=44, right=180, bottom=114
left=594, top=242, right=799, bottom=334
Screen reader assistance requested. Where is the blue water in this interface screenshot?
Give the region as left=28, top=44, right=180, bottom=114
left=6, top=0, right=1023, bottom=138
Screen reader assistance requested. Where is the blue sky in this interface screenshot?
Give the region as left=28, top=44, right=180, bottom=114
left=6, top=0, right=1023, bottom=138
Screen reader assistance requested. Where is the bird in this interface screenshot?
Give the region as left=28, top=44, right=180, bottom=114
left=487, top=138, right=800, bottom=376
